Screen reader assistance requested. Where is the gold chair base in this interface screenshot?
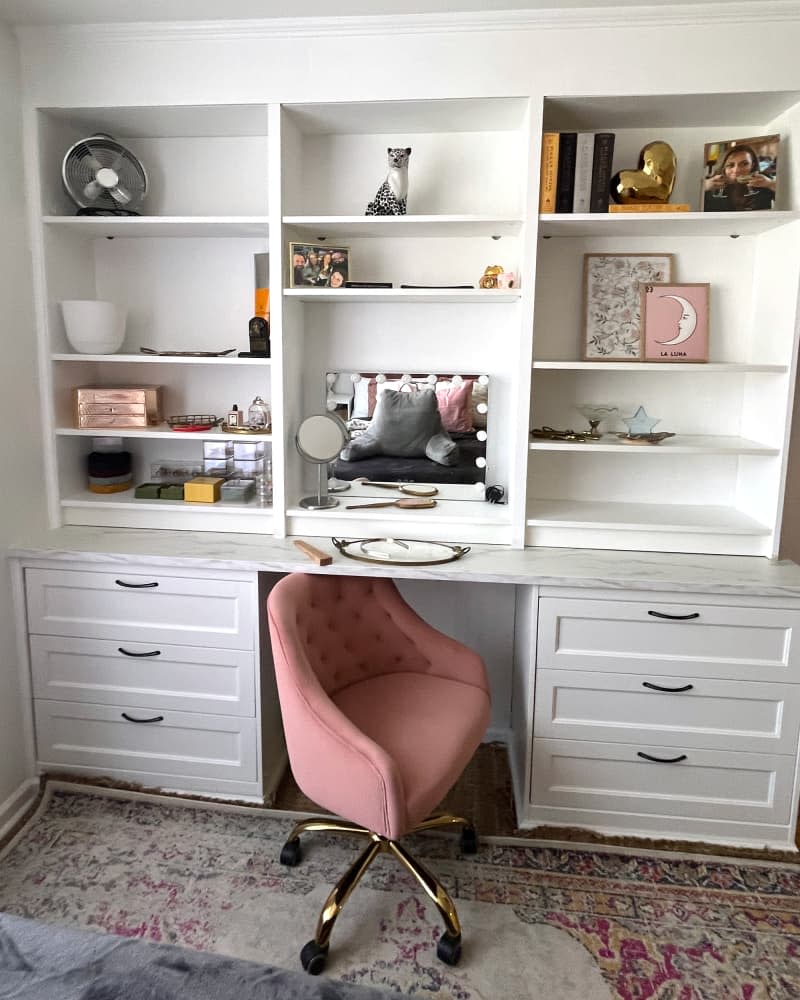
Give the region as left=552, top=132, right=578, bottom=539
left=282, top=814, right=474, bottom=961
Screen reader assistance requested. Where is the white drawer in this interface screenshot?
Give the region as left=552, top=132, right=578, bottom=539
left=530, top=737, right=794, bottom=825
left=34, top=699, right=258, bottom=784
left=30, top=635, right=255, bottom=717
left=537, top=596, right=800, bottom=683
left=535, top=669, right=800, bottom=754
left=25, top=567, right=256, bottom=649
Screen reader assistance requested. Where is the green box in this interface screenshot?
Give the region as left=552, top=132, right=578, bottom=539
left=134, top=482, right=161, bottom=499
left=159, top=484, right=184, bottom=500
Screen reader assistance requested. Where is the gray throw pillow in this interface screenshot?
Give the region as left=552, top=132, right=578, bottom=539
left=340, top=388, right=460, bottom=466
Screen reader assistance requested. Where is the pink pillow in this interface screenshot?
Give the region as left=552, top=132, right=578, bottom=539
left=436, top=380, right=473, bottom=433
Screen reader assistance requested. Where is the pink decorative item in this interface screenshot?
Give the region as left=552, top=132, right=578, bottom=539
left=496, top=272, right=516, bottom=289
left=436, top=380, right=474, bottom=432
left=641, top=282, right=710, bottom=363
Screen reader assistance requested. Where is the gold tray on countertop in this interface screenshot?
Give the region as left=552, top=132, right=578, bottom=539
left=332, top=537, right=470, bottom=566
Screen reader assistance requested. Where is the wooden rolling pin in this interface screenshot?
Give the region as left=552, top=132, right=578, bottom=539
left=293, top=539, right=333, bottom=566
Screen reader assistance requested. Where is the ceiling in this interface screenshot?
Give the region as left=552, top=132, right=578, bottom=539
left=0, top=0, right=751, bottom=27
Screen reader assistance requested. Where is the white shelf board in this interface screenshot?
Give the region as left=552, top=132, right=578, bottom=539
left=61, top=493, right=273, bottom=516
left=283, top=98, right=529, bottom=135
left=526, top=499, right=771, bottom=536
left=286, top=498, right=511, bottom=526
left=538, top=211, right=800, bottom=239
left=42, top=216, right=270, bottom=238
left=529, top=435, right=780, bottom=455
left=532, top=361, right=789, bottom=373
left=284, top=288, right=519, bottom=303
left=283, top=216, right=523, bottom=238
left=52, top=354, right=271, bottom=366
left=56, top=426, right=273, bottom=442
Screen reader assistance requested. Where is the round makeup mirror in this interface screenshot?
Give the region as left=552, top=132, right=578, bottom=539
left=296, top=413, right=349, bottom=510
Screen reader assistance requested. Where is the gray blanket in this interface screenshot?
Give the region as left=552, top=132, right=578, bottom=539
left=0, top=914, right=410, bottom=1000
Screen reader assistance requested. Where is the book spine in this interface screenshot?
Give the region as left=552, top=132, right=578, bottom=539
left=589, top=132, right=616, bottom=213
left=538, top=132, right=560, bottom=213
left=555, top=132, right=577, bottom=213
left=572, top=132, right=595, bottom=213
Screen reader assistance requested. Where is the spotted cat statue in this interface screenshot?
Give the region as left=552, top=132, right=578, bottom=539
left=365, top=147, right=411, bottom=215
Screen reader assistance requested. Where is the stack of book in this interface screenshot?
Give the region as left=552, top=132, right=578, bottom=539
left=539, top=131, right=615, bottom=214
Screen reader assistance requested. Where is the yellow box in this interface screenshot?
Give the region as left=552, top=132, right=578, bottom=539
left=183, top=476, right=223, bottom=503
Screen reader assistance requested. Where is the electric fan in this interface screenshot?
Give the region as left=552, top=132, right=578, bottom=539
left=62, top=134, right=148, bottom=216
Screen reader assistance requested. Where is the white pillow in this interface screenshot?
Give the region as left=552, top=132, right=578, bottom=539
left=352, top=377, right=370, bottom=418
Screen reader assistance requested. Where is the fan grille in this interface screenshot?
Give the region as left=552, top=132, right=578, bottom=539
left=62, top=135, right=148, bottom=213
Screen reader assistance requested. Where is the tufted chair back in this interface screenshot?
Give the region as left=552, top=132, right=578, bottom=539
left=275, top=575, right=432, bottom=697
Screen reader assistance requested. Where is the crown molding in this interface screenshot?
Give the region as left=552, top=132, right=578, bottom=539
left=15, top=2, right=800, bottom=44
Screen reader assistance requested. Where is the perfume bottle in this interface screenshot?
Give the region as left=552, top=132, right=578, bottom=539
left=247, top=396, right=270, bottom=430
left=227, top=403, right=244, bottom=428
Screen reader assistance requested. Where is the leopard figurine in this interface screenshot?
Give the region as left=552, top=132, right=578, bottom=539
left=365, top=146, right=411, bottom=215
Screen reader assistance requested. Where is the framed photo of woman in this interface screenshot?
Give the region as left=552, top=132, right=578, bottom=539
left=702, top=134, right=779, bottom=212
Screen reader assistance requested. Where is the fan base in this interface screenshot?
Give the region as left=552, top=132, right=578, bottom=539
left=76, top=207, right=141, bottom=217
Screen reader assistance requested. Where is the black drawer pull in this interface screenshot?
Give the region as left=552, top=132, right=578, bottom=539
left=121, top=712, right=164, bottom=724
left=115, top=579, right=159, bottom=589
left=118, top=647, right=161, bottom=658
left=642, top=681, right=694, bottom=693
left=637, top=751, right=688, bottom=764
left=648, top=610, right=699, bottom=621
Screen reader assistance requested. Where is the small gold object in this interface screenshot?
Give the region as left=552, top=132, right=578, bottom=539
left=478, top=265, right=504, bottom=289
left=611, top=140, right=677, bottom=204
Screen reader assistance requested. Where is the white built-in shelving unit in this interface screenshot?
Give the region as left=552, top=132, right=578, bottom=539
left=24, top=88, right=800, bottom=555
left=528, top=90, right=800, bottom=557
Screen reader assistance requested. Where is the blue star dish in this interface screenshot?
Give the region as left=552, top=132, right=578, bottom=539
left=622, top=406, right=660, bottom=436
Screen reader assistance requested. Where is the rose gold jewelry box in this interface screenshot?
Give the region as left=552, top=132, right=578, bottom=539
left=73, top=386, right=163, bottom=428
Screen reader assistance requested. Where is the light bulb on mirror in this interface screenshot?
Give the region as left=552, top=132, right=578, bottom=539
left=575, top=403, right=618, bottom=439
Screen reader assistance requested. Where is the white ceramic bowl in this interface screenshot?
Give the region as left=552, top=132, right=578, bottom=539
left=60, top=300, right=127, bottom=354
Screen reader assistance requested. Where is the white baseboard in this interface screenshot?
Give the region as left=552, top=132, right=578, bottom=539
left=0, top=778, right=40, bottom=841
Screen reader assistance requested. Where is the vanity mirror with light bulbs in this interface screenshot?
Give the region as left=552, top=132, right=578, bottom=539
left=324, top=371, right=490, bottom=501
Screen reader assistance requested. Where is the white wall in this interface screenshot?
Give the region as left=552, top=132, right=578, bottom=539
left=0, top=22, right=43, bottom=821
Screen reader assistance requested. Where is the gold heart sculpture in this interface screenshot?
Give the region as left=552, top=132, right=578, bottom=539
left=611, top=140, right=677, bottom=204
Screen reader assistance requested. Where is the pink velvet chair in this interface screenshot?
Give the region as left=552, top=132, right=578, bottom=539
left=267, top=573, right=491, bottom=975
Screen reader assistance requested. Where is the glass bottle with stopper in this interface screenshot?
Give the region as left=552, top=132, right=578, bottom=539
left=247, top=396, right=270, bottom=430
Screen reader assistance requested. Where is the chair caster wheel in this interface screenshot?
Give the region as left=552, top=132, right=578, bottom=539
left=436, top=931, right=462, bottom=966
left=300, top=939, right=329, bottom=975
left=460, top=825, right=478, bottom=854
left=280, top=837, right=302, bottom=867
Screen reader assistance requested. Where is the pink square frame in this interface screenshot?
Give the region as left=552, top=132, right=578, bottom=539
left=641, top=282, right=710, bottom=363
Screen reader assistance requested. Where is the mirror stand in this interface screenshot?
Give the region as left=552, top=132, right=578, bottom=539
left=296, top=413, right=350, bottom=511
left=300, top=464, right=340, bottom=510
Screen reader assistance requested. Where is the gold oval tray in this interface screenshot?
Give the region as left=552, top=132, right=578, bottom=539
left=332, top=537, right=470, bottom=566
left=221, top=423, right=273, bottom=435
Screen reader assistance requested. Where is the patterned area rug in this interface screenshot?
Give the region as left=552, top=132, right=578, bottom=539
left=1, top=786, right=799, bottom=999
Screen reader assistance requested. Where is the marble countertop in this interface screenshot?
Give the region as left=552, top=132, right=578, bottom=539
left=8, top=526, right=800, bottom=599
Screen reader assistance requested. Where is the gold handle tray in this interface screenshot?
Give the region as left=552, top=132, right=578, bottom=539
left=332, top=537, right=470, bottom=566
left=221, top=423, right=272, bottom=435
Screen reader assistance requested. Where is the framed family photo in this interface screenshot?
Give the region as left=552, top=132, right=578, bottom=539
left=289, top=243, right=350, bottom=288
left=641, top=283, right=710, bottom=363
left=702, top=134, right=779, bottom=212
left=583, top=253, right=674, bottom=361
